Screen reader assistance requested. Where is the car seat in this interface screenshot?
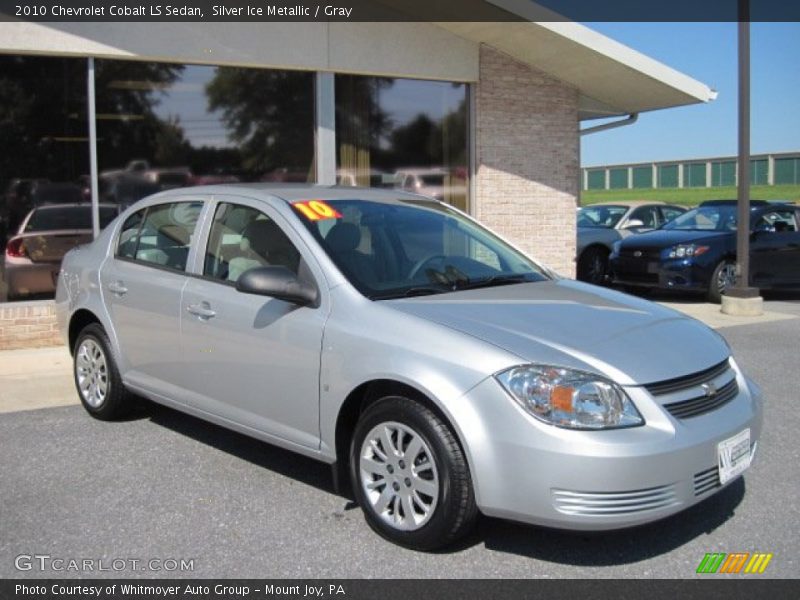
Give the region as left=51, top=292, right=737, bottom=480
left=325, top=222, right=379, bottom=284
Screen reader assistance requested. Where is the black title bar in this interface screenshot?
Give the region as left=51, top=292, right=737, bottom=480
left=1, top=0, right=799, bottom=22
left=2, top=579, right=800, bottom=600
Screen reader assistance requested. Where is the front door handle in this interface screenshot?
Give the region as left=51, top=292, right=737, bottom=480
left=107, top=281, right=128, bottom=296
left=187, top=302, right=216, bottom=320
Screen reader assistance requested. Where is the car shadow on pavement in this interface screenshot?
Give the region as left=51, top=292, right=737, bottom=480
left=470, top=479, right=746, bottom=565
left=139, top=400, right=747, bottom=564
left=143, top=401, right=337, bottom=494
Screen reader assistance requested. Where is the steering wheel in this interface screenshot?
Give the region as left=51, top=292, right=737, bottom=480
left=408, top=254, right=447, bottom=279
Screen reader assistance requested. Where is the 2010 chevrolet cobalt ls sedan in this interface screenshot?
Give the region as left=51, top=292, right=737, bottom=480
left=56, top=185, right=762, bottom=550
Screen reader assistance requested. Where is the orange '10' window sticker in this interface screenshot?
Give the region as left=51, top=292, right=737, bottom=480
left=293, top=200, right=342, bottom=221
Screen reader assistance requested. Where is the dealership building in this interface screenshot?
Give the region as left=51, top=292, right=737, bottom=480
left=0, top=8, right=716, bottom=348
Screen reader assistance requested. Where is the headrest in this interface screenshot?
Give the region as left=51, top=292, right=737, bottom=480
left=241, top=219, right=280, bottom=259
left=326, top=222, right=361, bottom=252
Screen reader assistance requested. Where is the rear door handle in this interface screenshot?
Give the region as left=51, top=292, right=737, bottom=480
left=107, top=281, right=128, bottom=296
left=187, top=302, right=216, bottom=320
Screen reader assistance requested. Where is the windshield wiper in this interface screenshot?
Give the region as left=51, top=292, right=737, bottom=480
left=371, top=286, right=448, bottom=300
left=456, top=273, right=532, bottom=290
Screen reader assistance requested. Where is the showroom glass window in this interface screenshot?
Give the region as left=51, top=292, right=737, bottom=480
left=335, top=75, right=468, bottom=212
left=94, top=60, right=315, bottom=205
left=0, top=55, right=89, bottom=302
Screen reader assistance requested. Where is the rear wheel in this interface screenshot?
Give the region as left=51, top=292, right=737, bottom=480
left=577, top=247, right=609, bottom=285
left=73, top=323, right=133, bottom=420
left=350, top=396, right=477, bottom=550
left=708, top=259, right=736, bottom=303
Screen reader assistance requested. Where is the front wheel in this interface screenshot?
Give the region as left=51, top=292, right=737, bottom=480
left=73, top=323, right=133, bottom=420
left=708, top=259, right=736, bottom=303
left=577, top=247, right=609, bottom=285
left=350, top=397, right=477, bottom=550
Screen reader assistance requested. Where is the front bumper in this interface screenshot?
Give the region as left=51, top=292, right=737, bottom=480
left=454, top=362, right=763, bottom=530
left=610, top=255, right=714, bottom=293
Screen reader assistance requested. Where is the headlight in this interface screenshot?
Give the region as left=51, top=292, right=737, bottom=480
left=667, top=243, right=709, bottom=259
left=495, top=365, right=644, bottom=430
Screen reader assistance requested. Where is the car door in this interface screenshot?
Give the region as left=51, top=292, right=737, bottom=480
left=100, top=199, right=205, bottom=394
left=750, top=207, right=800, bottom=287
left=179, top=197, right=328, bottom=449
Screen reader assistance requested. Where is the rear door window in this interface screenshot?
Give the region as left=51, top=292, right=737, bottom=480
left=116, top=201, right=203, bottom=271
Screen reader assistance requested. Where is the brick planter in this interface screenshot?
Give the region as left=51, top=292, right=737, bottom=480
left=0, top=301, right=62, bottom=350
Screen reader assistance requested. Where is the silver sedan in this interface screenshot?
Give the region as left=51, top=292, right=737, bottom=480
left=56, top=185, right=762, bottom=550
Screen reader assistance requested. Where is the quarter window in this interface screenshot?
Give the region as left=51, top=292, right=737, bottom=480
left=116, top=202, right=203, bottom=271
left=117, top=209, right=146, bottom=259
left=204, top=203, right=301, bottom=283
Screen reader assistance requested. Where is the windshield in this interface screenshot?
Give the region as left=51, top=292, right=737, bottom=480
left=24, top=206, right=118, bottom=232
left=663, top=206, right=741, bottom=232
left=294, top=198, right=550, bottom=299
left=577, top=205, right=628, bottom=229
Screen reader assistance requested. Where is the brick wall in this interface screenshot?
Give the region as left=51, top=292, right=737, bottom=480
left=0, top=301, right=62, bottom=350
left=475, top=45, right=579, bottom=277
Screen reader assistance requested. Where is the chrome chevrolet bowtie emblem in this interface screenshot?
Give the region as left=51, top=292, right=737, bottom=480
left=702, top=382, right=718, bottom=397
left=633, top=250, right=643, bottom=257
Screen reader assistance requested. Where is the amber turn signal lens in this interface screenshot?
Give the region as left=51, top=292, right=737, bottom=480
left=551, top=386, right=574, bottom=412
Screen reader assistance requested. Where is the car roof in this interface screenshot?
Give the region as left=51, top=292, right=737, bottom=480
left=699, top=199, right=770, bottom=207
left=580, top=201, right=670, bottom=208
left=31, top=202, right=118, bottom=210
left=151, top=183, right=440, bottom=205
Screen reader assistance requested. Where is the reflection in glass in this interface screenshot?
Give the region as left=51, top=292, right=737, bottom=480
left=95, top=61, right=316, bottom=206
left=0, top=55, right=89, bottom=302
left=335, top=75, right=468, bottom=211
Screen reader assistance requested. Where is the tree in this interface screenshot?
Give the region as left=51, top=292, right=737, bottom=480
left=206, top=68, right=315, bottom=177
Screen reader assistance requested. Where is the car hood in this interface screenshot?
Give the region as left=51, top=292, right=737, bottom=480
left=385, top=279, right=729, bottom=386
left=620, top=228, right=731, bottom=249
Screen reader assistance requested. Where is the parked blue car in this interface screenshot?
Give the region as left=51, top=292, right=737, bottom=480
left=609, top=200, right=800, bottom=302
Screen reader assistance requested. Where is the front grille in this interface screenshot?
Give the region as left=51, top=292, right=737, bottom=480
left=693, top=466, right=721, bottom=496
left=645, top=359, right=730, bottom=396
left=663, top=378, right=739, bottom=419
left=552, top=485, right=678, bottom=516
left=619, top=248, right=662, bottom=260
left=644, top=359, right=739, bottom=419
left=617, top=272, right=659, bottom=284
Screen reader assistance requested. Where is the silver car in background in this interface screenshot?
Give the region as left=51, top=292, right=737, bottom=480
left=4, top=203, right=119, bottom=300
left=56, top=185, right=762, bottom=550
left=577, top=201, right=686, bottom=285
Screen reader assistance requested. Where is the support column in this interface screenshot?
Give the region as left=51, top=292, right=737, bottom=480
left=315, top=72, right=336, bottom=185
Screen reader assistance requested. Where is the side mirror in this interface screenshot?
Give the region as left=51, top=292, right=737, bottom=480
left=622, top=219, right=645, bottom=230
left=236, top=266, right=318, bottom=307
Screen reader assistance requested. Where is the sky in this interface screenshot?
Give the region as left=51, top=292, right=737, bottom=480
left=580, top=22, right=800, bottom=167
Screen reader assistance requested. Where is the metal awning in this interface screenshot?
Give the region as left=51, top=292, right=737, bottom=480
left=437, top=15, right=717, bottom=120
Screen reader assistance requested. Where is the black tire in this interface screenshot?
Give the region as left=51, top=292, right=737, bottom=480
left=708, top=259, right=736, bottom=303
left=349, top=396, right=477, bottom=551
left=577, top=246, right=609, bottom=285
left=72, top=323, right=133, bottom=420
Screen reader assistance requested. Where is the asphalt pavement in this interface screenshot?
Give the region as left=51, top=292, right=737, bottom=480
left=1, top=299, right=799, bottom=579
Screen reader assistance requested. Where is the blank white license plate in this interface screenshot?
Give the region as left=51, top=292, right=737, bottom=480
left=718, top=428, right=751, bottom=485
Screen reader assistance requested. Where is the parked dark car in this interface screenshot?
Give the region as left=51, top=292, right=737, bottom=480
left=576, top=201, right=686, bottom=284
left=609, top=200, right=800, bottom=302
